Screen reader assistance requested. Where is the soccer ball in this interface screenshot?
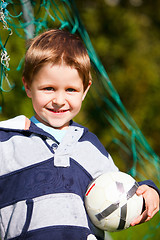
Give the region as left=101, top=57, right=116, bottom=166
left=85, top=171, right=143, bottom=232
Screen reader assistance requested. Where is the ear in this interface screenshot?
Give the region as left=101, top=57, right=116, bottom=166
left=22, top=77, right=32, bottom=98
left=82, top=80, right=92, bottom=101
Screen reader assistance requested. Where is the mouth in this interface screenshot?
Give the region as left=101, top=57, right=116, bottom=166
left=47, top=108, right=68, bottom=113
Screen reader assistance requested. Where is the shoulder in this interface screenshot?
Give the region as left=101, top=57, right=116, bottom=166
left=71, top=121, right=109, bottom=157
left=71, top=121, right=100, bottom=141
left=0, top=115, right=31, bottom=130
left=70, top=122, right=118, bottom=178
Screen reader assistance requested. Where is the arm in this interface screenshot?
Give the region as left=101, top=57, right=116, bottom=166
left=131, top=180, right=160, bottom=226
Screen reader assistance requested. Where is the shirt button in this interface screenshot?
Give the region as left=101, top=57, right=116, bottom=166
left=51, top=142, right=58, bottom=150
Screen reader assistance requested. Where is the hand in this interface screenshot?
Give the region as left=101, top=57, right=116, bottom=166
left=131, top=184, right=160, bottom=226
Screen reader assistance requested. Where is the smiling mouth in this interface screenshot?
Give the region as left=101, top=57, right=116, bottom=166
left=47, top=108, right=68, bottom=113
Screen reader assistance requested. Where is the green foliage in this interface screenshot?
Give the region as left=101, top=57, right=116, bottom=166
left=110, top=211, right=160, bottom=240
left=0, top=1, right=160, bottom=239
left=75, top=0, right=160, bottom=168
left=1, top=0, right=160, bottom=174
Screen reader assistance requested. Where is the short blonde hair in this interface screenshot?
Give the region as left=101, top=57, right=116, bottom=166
left=23, top=29, right=91, bottom=91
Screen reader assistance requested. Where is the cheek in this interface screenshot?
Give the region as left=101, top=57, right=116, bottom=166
left=69, top=96, right=83, bottom=110
left=31, top=97, right=44, bottom=112
left=32, top=94, right=51, bottom=107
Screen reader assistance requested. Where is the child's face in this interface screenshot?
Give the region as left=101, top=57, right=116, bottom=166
left=23, top=64, right=91, bottom=129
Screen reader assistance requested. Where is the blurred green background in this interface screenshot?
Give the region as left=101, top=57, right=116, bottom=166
left=0, top=0, right=160, bottom=239
left=1, top=0, right=160, bottom=158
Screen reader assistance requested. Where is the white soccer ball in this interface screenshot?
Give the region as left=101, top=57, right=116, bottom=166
left=85, top=171, right=143, bottom=232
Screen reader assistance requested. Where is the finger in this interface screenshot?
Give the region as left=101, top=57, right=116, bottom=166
left=146, top=197, right=159, bottom=218
left=131, top=210, right=148, bottom=226
left=136, top=185, right=148, bottom=196
left=131, top=205, right=159, bottom=227
left=148, top=206, right=159, bottom=219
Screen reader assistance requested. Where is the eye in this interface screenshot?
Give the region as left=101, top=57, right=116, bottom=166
left=44, top=87, right=55, bottom=91
left=66, top=88, right=76, bottom=92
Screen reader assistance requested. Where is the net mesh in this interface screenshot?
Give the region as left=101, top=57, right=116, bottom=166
left=0, top=0, right=160, bottom=239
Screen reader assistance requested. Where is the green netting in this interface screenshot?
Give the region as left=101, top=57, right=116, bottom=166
left=0, top=0, right=159, bottom=239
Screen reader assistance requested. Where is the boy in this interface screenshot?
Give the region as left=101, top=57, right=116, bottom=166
left=0, top=29, right=159, bottom=240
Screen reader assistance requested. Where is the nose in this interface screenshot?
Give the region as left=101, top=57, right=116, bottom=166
left=52, top=91, right=65, bottom=106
